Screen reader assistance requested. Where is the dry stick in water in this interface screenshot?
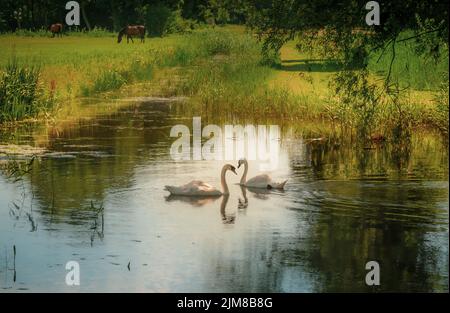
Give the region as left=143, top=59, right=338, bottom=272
left=13, top=245, right=16, bottom=282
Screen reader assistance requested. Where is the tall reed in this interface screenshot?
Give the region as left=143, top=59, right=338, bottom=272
left=0, top=59, right=52, bottom=122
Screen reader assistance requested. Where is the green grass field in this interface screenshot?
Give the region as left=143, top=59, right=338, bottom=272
left=0, top=26, right=448, bottom=138
left=0, top=35, right=178, bottom=96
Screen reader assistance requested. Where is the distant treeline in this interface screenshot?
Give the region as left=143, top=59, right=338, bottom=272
left=0, top=0, right=248, bottom=35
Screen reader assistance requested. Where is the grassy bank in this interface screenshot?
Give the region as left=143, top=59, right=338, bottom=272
left=0, top=26, right=448, bottom=139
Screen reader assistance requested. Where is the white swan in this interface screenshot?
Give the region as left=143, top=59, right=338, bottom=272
left=165, top=164, right=237, bottom=196
left=238, top=158, right=287, bottom=189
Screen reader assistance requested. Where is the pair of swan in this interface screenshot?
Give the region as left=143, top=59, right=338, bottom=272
left=164, top=159, right=287, bottom=196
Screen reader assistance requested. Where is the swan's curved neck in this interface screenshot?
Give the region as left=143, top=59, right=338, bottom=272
left=240, top=160, right=248, bottom=185
left=221, top=166, right=229, bottom=195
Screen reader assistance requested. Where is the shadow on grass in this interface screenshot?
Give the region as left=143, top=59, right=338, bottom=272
left=276, top=59, right=343, bottom=72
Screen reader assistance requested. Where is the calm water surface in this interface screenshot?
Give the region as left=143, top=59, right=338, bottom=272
left=0, top=99, right=448, bottom=292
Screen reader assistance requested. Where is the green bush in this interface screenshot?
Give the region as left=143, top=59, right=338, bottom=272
left=141, top=3, right=172, bottom=37
left=139, top=4, right=192, bottom=37
left=166, top=10, right=195, bottom=34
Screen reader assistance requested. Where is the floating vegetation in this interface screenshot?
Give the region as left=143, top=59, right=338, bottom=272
left=0, top=144, right=47, bottom=156
left=0, top=144, right=113, bottom=161
left=40, top=152, right=77, bottom=159
left=117, top=96, right=188, bottom=103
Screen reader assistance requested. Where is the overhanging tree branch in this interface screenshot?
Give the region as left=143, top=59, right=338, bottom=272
left=385, top=37, right=396, bottom=87
left=397, top=25, right=445, bottom=43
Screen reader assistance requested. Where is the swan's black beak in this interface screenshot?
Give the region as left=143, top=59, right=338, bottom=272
left=237, top=163, right=241, bottom=169
left=231, top=166, right=237, bottom=175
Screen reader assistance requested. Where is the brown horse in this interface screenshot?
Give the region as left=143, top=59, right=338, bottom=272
left=118, top=25, right=146, bottom=43
left=49, top=23, right=63, bottom=37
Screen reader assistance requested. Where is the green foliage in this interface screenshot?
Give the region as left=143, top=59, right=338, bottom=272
left=0, top=12, right=6, bottom=32
left=414, top=15, right=448, bottom=60
left=141, top=3, right=172, bottom=37
left=6, top=27, right=115, bottom=38
left=138, top=4, right=192, bottom=37
left=199, top=0, right=231, bottom=26
left=0, top=59, right=52, bottom=122
left=432, top=76, right=449, bottom=136
left=0, top=0, right=249, bottom=33
left=332, top=69, right=380, bottom=140
left=165, top=10, right=196, bottom=34
left=368, top=33, right=449, bottom=90
left=384, top=89, right=416, bottom=146
left=247, top=0, right=448, bottom=57
left=247, top=0, right=448, bottom=141
left=260, top=48, right=281, bottom=67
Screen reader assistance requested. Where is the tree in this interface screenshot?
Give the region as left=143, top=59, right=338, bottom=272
left=245, top=0, right=448, bottom=71
left=245, top=0, right=449, bottom=141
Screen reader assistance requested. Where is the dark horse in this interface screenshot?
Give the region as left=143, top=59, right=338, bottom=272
left=118, top=25, right=146, bottom=43
left=49, top=23, right=63, bottom=37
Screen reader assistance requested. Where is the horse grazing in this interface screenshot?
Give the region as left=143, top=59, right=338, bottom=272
left=49, top=23, right=63, bottom=38
left=118, top=25, right=146, bottom=43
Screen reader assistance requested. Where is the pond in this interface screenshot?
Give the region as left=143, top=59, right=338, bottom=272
left=0, top=98, right=448, bottom=292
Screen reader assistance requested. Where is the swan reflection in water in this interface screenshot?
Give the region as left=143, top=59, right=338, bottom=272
left=220, top=195, right=235, bottom=224
left=165, top=194, right=236, bottom=224
left=238, top=185, right=248, bottom=210
left=245, top=186, right=271, bottom=200
left=165, top=184, right=281, bottom=224
left=165, top=195, right=220, bottom=207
